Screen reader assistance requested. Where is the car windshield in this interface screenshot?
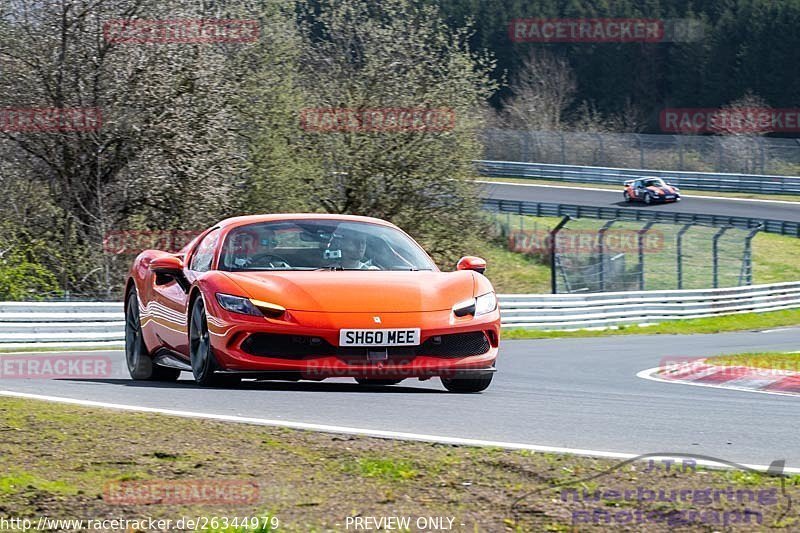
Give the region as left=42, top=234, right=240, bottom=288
left=219, top=219, right=437, bottom=271
left=644, top=178, right=666, bottom=187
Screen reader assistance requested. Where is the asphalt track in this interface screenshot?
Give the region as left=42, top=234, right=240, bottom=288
left=2, top=328, right=799, bottom=467
left=480, top=181, right=800, bottom=223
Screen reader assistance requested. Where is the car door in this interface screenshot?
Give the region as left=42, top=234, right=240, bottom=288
left=634, top=180, right=645, bottom=199
left=152, top=228, right=220, bottom=355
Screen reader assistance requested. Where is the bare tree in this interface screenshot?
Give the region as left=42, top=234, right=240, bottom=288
left=497, top=50, right=576, bottom=132
left=714, top=92, right=770, bottom=173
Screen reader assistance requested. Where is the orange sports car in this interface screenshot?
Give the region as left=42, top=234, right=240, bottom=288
left=124, top=214, right=500, bottom=392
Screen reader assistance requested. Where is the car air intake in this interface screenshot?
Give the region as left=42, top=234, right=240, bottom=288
left=241, top=332, right=490, bottom=359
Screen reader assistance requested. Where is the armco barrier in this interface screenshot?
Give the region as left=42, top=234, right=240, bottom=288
left=500, top=281, right=800, bottom=329
left=482, top=197, right=800, bottom=237
left=0, top=302, right=124, bottom=345
left=476, top=160, right=800, bottom=195
left=2, top=282, right=800, bottom=344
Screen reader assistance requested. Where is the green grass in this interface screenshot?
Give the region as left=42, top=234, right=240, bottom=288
left=480, top=241, right=550, bottom=293
left=0, top=472, right=78, bottom=496
left=349, top=457, right=419, bottom=481
left=753, top=232, right=800, bottom=284
left=705, top=351, right=800, bottom=371
left=476, top=176, right=800, bottom=203
left=502, top=307, right=800, bottom=339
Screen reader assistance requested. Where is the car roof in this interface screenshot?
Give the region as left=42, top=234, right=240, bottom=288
left=215, top=213, right=398, bottom=231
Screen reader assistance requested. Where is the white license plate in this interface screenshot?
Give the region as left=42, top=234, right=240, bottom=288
left=339, top=328, right=421, bottom=347
left=666, top=195, right=675, bottom=199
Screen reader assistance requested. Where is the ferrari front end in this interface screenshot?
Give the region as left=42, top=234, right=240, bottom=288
left=201, top=271, right=500, bottom=386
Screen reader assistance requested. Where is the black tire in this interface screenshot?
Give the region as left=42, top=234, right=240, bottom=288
left=189, top=297, right=238, bottom=387
left=441, top=374, right=493, bottom=393
left=644, top=193, right=652, bottom=205
left=623, top=191, right=632, bottom=203
left=355, top=378, right=404, bottom=386
left=125, top=290, right=180, bottom=381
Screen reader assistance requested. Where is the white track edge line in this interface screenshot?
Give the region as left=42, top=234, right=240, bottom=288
left=1, top=389, right=797, bottom=474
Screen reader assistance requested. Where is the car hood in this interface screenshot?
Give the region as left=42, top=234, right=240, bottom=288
left=220, top=270, right=476, bottom=313
left=646, top=184, right=678, bottom=195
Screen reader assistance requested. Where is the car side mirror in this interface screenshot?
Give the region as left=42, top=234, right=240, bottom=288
left=457, top=256, right=487, bottom=274
left=149, top=256, right=189, bottom=291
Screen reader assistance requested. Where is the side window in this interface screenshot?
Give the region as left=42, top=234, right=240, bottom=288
left=189, top=228, right=220, bottom=272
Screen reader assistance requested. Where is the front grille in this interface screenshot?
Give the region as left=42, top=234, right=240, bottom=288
left=241, top=331, right=490, bottom=360
left=240, top=334, right=333, bottom=359
left=420, top=332, right=491, bottom=358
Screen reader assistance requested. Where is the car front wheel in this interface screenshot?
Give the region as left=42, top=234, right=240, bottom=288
left=441, top=374, right=493, bottom=393
left=189, top=298, right=238, bottom=387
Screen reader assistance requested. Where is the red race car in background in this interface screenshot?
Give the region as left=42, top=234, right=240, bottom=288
left=623, top=177, right=681, bottom=204
left=124, top=214, right=500, bottom=393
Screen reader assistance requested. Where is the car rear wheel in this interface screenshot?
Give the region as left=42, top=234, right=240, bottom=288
left=125, top=290, right=180, bottom=381
left=623, top=191, right=632, bottom=203
left=189, top=298, right=239, bottom=387
left=355, top=378, right=404, bottom=386
left=644, top=193, right=652, bottom=205
left=441, top=374, right=493, bottom=393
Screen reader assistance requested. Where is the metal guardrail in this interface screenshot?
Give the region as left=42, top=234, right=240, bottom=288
left=2, top=283, right=800, bottom=342
left=0, top=302, right=124, bottom=345
left=499, top=281, right=800, bottom=329
left=482, top=198, right=800, bottom=237
left=476, top=160, right=800, bottom=195
left=481, top=129, right=800, bottom=175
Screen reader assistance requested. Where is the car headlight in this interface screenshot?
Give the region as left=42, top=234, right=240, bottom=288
left=475, top=292, right=497, bottom=315
left=216, top=293, right=263, bottom=316
left=452, top=292, right=497, bottom=317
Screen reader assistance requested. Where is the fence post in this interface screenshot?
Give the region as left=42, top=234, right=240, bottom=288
left=550, top=216, right=571, bottom=294
left=597, top=220, right=616, bottom=292
left=676, top=224, right=692, bottom=289
left=637, top=222, right=657, bottom=291
left=739, top=224, right=764, bottom=286
left=712, top=226, right=731, bottom=288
